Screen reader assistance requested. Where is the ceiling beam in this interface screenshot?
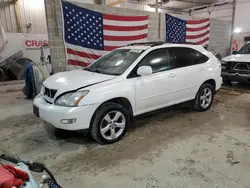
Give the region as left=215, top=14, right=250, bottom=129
left=107, top=0, right=128, bottom=6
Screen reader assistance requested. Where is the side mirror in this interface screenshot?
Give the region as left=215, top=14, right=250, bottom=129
left=137, top=66, right=153, bottom=76
left=232, top=51, right=238, bottom=55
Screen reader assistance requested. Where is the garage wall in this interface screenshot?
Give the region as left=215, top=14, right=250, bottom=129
left=0, top=0, right=47, bottom=33
left=207, top=19, right=231, bottom=57
left=44, top=0, right=162, bottom=72
left=44, top=0, right=231, bottom=72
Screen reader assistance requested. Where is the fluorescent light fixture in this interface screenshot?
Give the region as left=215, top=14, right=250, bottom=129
left=234, top=28, right=242, bottom=34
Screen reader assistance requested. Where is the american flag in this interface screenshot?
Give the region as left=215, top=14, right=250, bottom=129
left=166, top=14, right=210, bottom=46
left=61, top=1, right=149, bottom=69
left=47, top=179, right=62, bottom=188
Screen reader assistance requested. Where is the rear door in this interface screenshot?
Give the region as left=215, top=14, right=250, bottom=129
left=167, top=47, right=209, bottom=104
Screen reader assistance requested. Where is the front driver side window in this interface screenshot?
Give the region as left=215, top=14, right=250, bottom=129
left=138, top=48, right=173, bottom=73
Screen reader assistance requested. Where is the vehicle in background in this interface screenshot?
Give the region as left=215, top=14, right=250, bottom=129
left=221, top=42, right=250, bottom=84
left=33, top=42, right=222, bottom=144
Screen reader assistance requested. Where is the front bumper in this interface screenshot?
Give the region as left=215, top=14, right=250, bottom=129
left=33, top=96, right=100, bottom=130
left=222, top=72, right=250, bottom=83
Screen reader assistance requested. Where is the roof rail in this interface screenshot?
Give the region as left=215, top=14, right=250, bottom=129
left=127, top=41, right=166, bottom=47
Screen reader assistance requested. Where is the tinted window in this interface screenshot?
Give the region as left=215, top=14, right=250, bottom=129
left=238, top=43, right=250, bottom=54
left=139, top=48, right=173, bottom=73
left=193, top=50, right=209, bottom=64
left=170, top=47, right=194, bottom=68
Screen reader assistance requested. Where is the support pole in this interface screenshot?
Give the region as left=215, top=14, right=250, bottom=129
left=14, top=0, right=21, bottom=33
left=155, top=0, right=161, bottom=39
left=229, top=0, right=236, bottom=54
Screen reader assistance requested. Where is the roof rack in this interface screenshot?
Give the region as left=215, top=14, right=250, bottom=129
left=127, top=41, right=166, bottom=47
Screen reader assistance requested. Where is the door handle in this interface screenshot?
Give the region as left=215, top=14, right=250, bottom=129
left=168, top=73, right=176, bottom=78
left=199, top=67, right=205, bottom=71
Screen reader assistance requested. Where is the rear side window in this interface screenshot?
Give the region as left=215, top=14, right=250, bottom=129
left=139, top=48, right=173, bottom=73
left=170, top=47, right=194, bottom=68
left=170, top=47, right=208, bottom=68
left=193, top=50, right=209, bottom=64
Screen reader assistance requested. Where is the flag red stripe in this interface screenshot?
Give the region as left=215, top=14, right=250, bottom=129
left=103, top=24, right=148, bottom=31
left=67, top=48, right=101, bottom=60
left=103, top=14, right=148, bottom=21
left=104, top=33, right=147, bottom=41
left=186, top=30, right=210, bottom=39
left=194, top=37, right=209, bottom=45
left=186, top=23, right=210, bottom=32
left=68, top=60, right=90, bottom=67
left=187, top=18, right=209, bottom=25
left=104, top=46, right=121, bottom=51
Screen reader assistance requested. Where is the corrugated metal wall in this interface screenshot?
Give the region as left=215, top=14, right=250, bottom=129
left=0, top=0, right=47, bottom=33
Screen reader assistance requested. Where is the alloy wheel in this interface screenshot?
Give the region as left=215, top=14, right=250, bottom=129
left=200, top=87, right=212, bottom=109
left=100, top=110, right=126, bottom=141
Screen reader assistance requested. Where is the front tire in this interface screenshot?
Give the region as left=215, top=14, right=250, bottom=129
left=90, top=102, right=129, bottom=144
left=193, top=83, right=214, bottom=111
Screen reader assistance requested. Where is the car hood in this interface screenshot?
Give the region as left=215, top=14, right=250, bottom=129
left=222, top=54, right=250, bottom=62
left=43, top=69, right=115, bottom=94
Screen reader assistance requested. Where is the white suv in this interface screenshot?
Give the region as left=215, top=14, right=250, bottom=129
left=33, top=42, right=222, bottom=144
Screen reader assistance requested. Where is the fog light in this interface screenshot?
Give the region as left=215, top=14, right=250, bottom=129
left=60, top=118, right=76, bottom=124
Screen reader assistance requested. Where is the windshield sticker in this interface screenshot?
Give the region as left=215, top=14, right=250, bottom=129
left=129, top=49, right=143, bottom=53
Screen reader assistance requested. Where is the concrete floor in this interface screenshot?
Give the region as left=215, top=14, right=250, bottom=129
left=0, top=83, right=250, bottom=188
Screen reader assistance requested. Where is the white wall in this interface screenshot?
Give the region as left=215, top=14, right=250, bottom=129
left=0, top=0, right=47, bottom=33
left=184, top=0, right=250, bottom=33
left=234, top=0, right=250, bottom=33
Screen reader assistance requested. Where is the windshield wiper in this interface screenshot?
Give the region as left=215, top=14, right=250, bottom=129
left=86, top=68, right=103, bottom=73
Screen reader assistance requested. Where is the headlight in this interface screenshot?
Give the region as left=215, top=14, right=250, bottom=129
left=55, top=90, right=89, bottom=107
left=221, top=60, right=227, bottom=65
left=221, top=61, right=227, bottom=69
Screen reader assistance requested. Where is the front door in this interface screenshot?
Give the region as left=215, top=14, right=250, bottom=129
left=133, top=48, right=175, bottom=115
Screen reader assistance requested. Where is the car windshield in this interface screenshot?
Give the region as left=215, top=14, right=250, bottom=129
left=85, top=49, right=144, bottom=76
left=238, top=43, right=250, bottom=54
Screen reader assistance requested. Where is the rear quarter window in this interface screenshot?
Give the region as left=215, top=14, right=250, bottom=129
left=193, top=50, right=209, bottom=64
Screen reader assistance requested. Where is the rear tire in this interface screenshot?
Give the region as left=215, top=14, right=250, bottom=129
left=90, top=102, right=129, bottom=144
left=193, top=83, right=214, bottom=111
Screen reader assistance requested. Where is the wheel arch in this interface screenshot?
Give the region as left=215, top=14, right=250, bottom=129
left=201, top=79, right=216, bottom=92
left=90, top=97, right=134, bottom=128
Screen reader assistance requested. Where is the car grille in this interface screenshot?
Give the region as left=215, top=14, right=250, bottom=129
left=43, top=86, right=57, bottom=99
left=223, top=61, right=250, bottom=74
